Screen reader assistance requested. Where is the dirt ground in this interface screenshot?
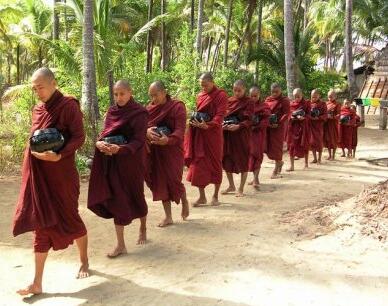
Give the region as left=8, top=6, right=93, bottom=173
left=1, top=115, right=388, bottom=306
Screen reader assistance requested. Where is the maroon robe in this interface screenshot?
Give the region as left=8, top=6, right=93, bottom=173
left=223, top=96, right=253, bottom=173
left=249, top=100, right=271, bottom=172
left=265, top=95, right=290, bottom=161
left=287, top=99, right=311, bottom=158
left=184, top=87, right=228, bottom=188
left=338, top=106, right=356, bottom=150
left=13, top=90, right=87, bottom=253
left=309, top=99, right=327, bottom=152
left=323, top=100, right=341, bottom=149
left=88, top=98, right=148, bottom=225
left=352, top=114, right=361, bottom=149
left=146, top=96, right=186, bottom=203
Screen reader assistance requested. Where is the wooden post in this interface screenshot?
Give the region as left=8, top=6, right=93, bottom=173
left=379, top=107, right=387, bottom=130
left=357, top=104, right=365, bottom=127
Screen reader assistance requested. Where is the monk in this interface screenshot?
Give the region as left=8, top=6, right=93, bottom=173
left=309, top=89, right=327, bottom=164
left=265, top=83, right=290, bottom=178
left=248, top=86, right=270, bottom=189
left=88, top=80, right=148, bottom=258
left=13, top=68, right=89, bottom=296
left=338, top=99, right=356, bottom=158
left=184, top=72, right=228, bottom=206
left=146, top=81, right=189, bottom=227
left=323, top=90, right=341, bottom=160
left=351, top=104, right=361, bottom=158
left=286, top=88, right=310, bottom=171
left=221, top=80, right=253, bottom=197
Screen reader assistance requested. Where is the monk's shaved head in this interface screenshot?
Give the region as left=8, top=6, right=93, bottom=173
left=114, top=80, right=132, bottom=91
left=199, top=72, right=214, bottom=82
left=271, top=83, right=281, bottom=91
left=32, top=67, right=55, bottom=82
left=311, top=89, right=320, bottom=96
left=270, top=83, right=282, bottom=98
left=149, top=80, right=168, bottom=105
left=328, top=89, right=336, bottom=97
left=149, top=80, right=166, bottom=93
left=199, top=72, right=216, bottom=93
left=233, top=79, right=246, bottom=89
left=250, top=85, right=260, bottom=93
left=293, top=88, right=303, bottom=96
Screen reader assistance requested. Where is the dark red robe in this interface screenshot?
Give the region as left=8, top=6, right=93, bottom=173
left=249, top=100, right=270, bottom=172
left=184, top=87, right=228, bottom=188
left=223, top=96, right=253, bottom=173
left=13, top=90, right=87, bottom=253
left=352, top=114, right=361, bottom=149
left=287, top=99, right=311, bottom=158
left=323, top=100, right=341, bottom=149
left=265, top=95, right=290, bottom=161
left=338, top=106, right=356, bottom=150
left=88, top=98, right=148, bottom=225
left=146, top=96, right=186, bottom=203
left=309, top=99, right=327, bottom=152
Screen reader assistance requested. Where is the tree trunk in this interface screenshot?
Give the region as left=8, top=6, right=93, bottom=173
left=82, top=0, right=99, bottom=142
left=211, top=37, right=222, bottom=72
left=223, top=0, right=233, bottom=67
left=284, top=0, right=297, bottom=98
left=53, top=0, right=60, bottom=40
left=107, top=70, right=114, bottom=106
left=146, top=0, right=154, bottom=73
left=196, top=0, right=204, bottom=56
left=345, top=0, right=358, bottom=99
left=255, top=0, right=263, bottom=82
left=64, top=0, right=69, bottom=41
left=303, top=0, right=309, bottom=30
left=16, top=44, right=20, bottom=84
left=161, top=0, right=167, bottom=70
left=206, top=36, right=214, bottom=70
left=190, top=0, right=195, bottom=32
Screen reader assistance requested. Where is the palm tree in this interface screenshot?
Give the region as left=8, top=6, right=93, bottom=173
left=223, top=0, right=233, bottom=67
left=53, top=0, right=60, bottom=40
left=161, top=0, right=167, bottom=70
left=146, top=0, right=154, bottom=73
left=196, top=0, right=204, bottom=56
left=284, top=0, right=297, bottom=97
left=345, top=0, right=357, bottom=98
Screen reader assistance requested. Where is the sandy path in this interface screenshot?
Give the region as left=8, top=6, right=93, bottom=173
left=1, top=116, right=388, bottom=306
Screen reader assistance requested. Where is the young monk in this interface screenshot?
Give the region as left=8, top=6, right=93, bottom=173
left=13, top=67, right=89, bottom=296
left=265, top=83, right=290, bottom=178
left=221, top=80, right=253, bottom=197
left=338, top=99, right=356, bottom=158
left=309, top=89, right=327, bottom=164
left=286, top=88, right=311, bottom=171
left=351, top=104, right=361, bottom=158
left=323, top=90, right=341, bottom=160
left=146, top=81, right=189, bottom=227
left=88, top=80, right=148, bottom=258
left=184, top=72, right=228, bottom=206
left=248, top=86, right=271, bottom=189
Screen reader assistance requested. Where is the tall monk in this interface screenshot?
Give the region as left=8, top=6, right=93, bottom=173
left=88, top=80, right=148, bottom=258
left=13, top=68, right=89, bottom=296
left=323, top=90, right=341, bottom=160
left=221, top=80, right=253, bottom=197
left=351, top=104, right=361, bottom=158
left=248, top=86, right=270, bottom=189
left=265, top=83, right=290, bottom=178
left=338, top=99, right=356, bottom=158
left=146, top=81, right=189, bottom=227
left=286, top=88, right=310, bottom=171
left=309, top=89, right=327, bottom=164
left=184, top=72, right=228, bottom=206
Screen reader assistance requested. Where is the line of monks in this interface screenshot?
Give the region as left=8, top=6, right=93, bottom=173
left=12, top=68, right=361, bottom=296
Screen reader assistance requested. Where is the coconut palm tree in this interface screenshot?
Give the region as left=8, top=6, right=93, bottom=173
left=345, top=0, right=357, bottom=98
left=284, top=0, right=297, bottom=97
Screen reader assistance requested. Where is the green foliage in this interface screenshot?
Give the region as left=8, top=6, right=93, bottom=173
left=305, top=70, right=346, bottom=97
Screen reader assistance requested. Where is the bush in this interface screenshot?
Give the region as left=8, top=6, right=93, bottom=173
left=305, top=70, right=346, bottom=97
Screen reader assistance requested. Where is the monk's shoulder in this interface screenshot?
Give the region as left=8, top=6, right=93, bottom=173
left=171, top=99, right=186, bottom=111
left=217, top=89, right=229, bottom=101
left=133, top=100, right=149, bottom=115
left=62, top=95, right=81, bottom=111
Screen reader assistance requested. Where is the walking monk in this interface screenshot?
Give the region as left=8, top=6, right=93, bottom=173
left=221, top=80, right=253, bottom=197
left=184, top=72, right=228, bottom=206
left=338, top=99, right=356, bottom=158
left=323, top=90, right=341, bottom=160
left=248, top=86, right=270, bottom=189
left=146, top=81, right=189, bottom=227
left=265, top=83, right=290, bottom=178
left=309, top=89, right=327, bottom=164
left=88, top=80, right=148, bottom=258
left=286, top=88, right=310, bottom=171
left=13, top=67, right=89, bottom=295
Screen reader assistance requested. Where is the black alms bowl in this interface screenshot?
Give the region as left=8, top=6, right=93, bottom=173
left=30, top=128, right=65, bottom=153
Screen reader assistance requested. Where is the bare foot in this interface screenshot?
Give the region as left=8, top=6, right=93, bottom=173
left=192, top=197, right=207, bottom=207
left=211, top=197, right=221, bottom=206
left=286, top=167, right=294, bottom=172
left=325, top=156, right=331, bottom=160
left=311, top=159, right=317, bottom=164
left=317, top=159, right=322, bottom=164
left=17, top=283, right=42, bottom=296
left=247, top=180, right=254, bottom=186
left=181, top=200, right=189, bottom=221
left=235, top=191, right=245, bottom=197
left=77, top=262, right=90, bottom=278
left=340, top=154, right=345, bottom=157
left=303, top=165, right=308, bottom=170
left=278, top=161, right=284, bottom=174
left=137, top=228, right=147, bottom=245
left=221, top=187, right=236, bottom=195
left=158, top=218, right=173, bottom=228
left=271, top=173, right=283, bottom=179
left=107, top=246, right=127, bottom=259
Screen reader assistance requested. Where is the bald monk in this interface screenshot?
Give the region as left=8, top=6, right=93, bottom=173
left=221, top=80, right=253, bottom=197
left=13, top=68, right=89, bottom=296
left=184, top=72, right=228, bottom=206
left=265, top=83, right=290, bottom=178
left=309, top=89, right=327, bottom=164
left=286, top=88, right=311, bottom=171
left=338, top=99, right=356, bottom=158
left=88, top=80, right=148, bottom=258
left=323, top=90, right=341, bottom=160
left=248, top=86, right=270, bottom=189
left=146, top=81, right=189, bottom=227
left=351, top=105, right=361, bottom=158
